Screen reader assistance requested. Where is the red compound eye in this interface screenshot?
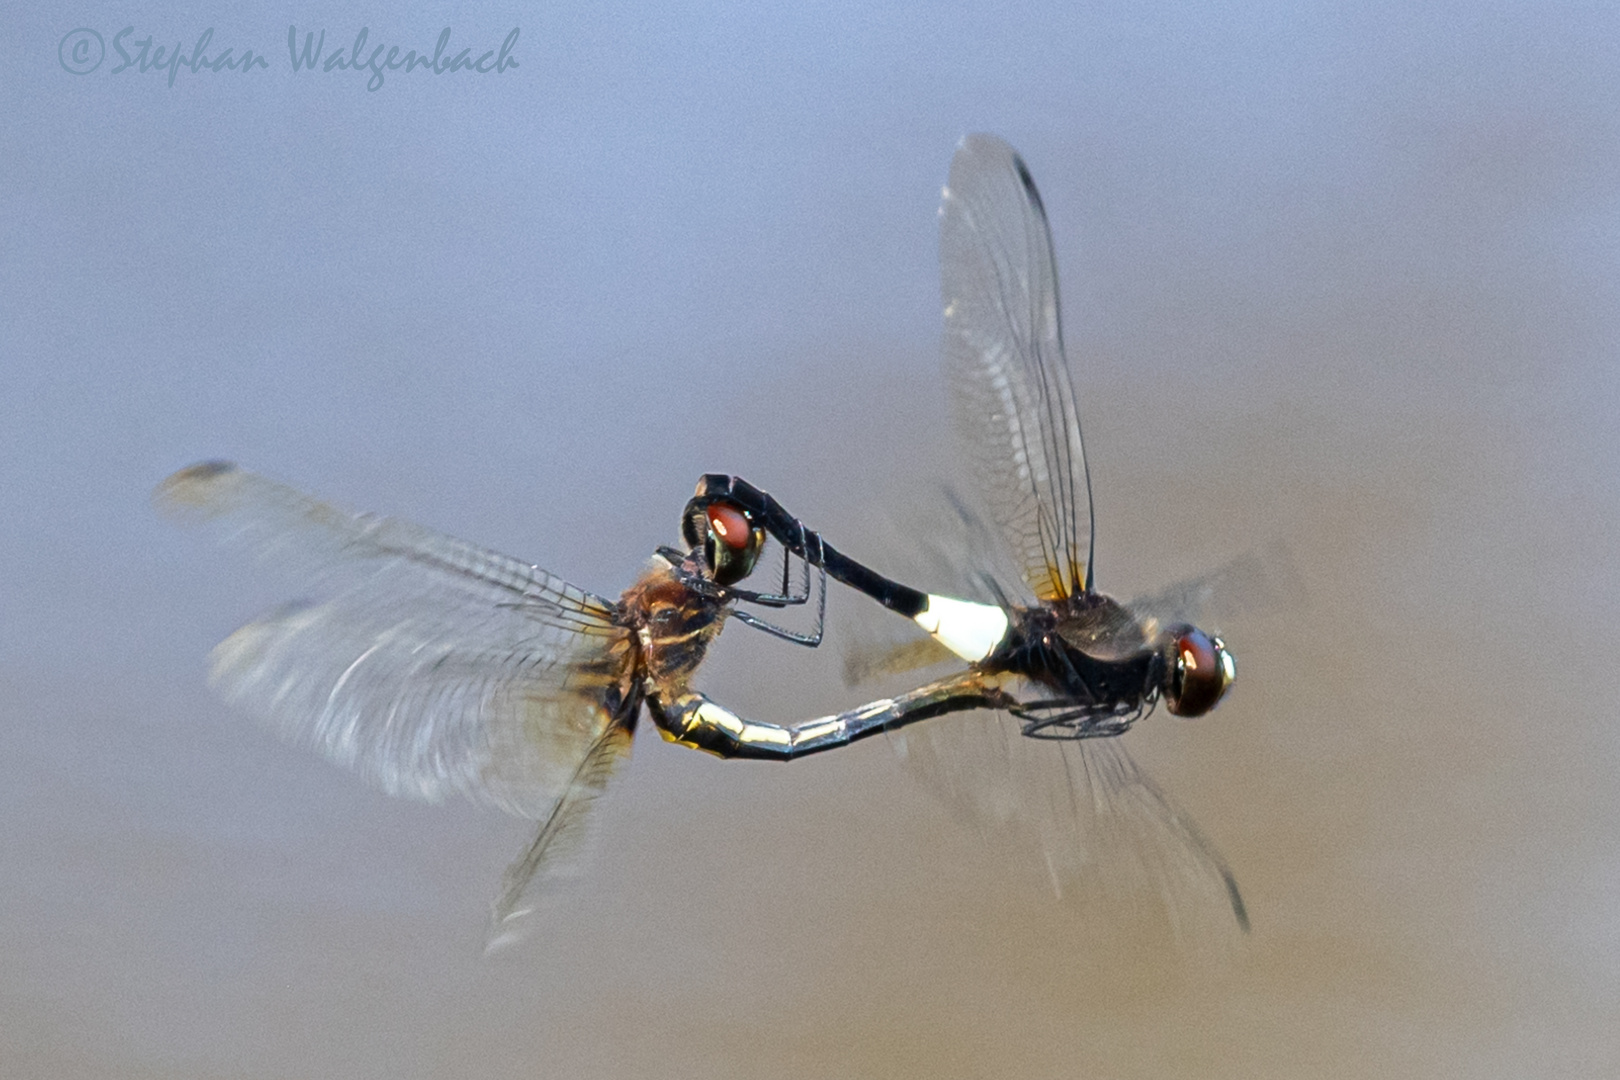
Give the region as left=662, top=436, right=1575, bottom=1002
left=706, top=502, right=752, bottom=550
left=1178, top=630, right=1217, bottom=681
left=1164, top=626, right=1232, bottom=718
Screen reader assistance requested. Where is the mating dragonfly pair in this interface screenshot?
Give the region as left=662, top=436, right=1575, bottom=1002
left=158, top=135, right=1245, bottom=943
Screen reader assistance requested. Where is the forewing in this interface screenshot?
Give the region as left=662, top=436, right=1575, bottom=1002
left=940, top=133, right=1093, bottom=601
left=156, top=462, right=630, bottom=820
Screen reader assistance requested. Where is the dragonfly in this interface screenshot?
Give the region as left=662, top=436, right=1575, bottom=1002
left=155, top=136, right=1249, bottom=939
left=682, top=134, right=1249, bottom=930
left=156, top=461, right=1032, bottom=945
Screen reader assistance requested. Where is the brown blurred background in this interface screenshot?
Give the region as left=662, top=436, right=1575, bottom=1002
left=4, top=1, right=1617, bottom=1076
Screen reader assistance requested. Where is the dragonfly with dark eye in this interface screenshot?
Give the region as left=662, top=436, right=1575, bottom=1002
left=156, top=462, right=1030, bottom=945
left=681, top=135, right=1249, bottom=929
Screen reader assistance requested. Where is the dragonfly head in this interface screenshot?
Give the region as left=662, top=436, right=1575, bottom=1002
left=681, top=496, right=766, bottom=588
left=1160, top=625, right=1235, bottom=717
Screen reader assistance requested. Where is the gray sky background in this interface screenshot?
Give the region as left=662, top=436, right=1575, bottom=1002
left=4, top=2, right=1618, bottom=1077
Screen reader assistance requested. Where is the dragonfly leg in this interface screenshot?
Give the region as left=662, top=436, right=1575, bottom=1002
left=726, top=549, right=827, bottom=647
left=726, top=521, right=813, bottom=607
left=664, top=524, right=827, bottom=646
left=688, top=475, right=1011, bottom=662
left=1011, top=699, right=1137, bottom=740
left=725, top=526, right=823, bottom=608
left=690, top=475, right=932, bottom=620
left=693, top=475, right=1011, bottom=663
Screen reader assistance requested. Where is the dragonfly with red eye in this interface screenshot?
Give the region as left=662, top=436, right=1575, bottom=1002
left=653, top=489, right=829, bottom=646
left=157, top=462, right=1028, bottom=946
left=675, top=135, right=1249, bottom=930
left=689, top=473, right=1234, bottom=735
left=154, top=136, right=1253, bottom=941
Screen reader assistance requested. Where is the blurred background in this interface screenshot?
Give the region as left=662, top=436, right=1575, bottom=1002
left=4, top=1, right=1618, bottom=1076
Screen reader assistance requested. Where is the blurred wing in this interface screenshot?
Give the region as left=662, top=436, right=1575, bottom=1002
left=841, top=484, right=1026, bottom=687
left=843, top=635, right=958, bottom=687
left=893, top=713, right=1248, bottom=935
left=1125, top=541, right=1305, bottom=637
left=156, top=462, right=631, bottom=820
left=486, top=722, right=634, bottom=952
left=941, top=133, right=1093, bottom=602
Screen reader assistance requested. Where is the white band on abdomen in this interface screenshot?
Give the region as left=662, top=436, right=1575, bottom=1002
left=913, top=594, right=1009, bottom=663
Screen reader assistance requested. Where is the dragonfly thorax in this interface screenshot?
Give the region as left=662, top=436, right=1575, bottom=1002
left=996, top=602, right=1162, bottom=722
left=619, top=561, right=728, bottom=697
left=1045, top=591, right=1152, bottom=658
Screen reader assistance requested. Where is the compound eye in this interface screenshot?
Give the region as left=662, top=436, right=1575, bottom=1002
left=706, top=502, right=752, bottom=551
left=703, top=500, right=765, bottom=587
left=1164, top=626, right=1233, bottom=717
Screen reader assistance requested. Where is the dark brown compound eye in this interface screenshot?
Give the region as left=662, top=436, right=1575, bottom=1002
left=1164, top=626, right=1235, bottom=717
left=706, top=502, right=752, bottom=551
left=702, top=500, right=765, bottom=587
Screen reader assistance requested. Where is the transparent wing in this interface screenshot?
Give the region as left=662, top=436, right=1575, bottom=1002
left=842, top=482, right=1017, bottom=683
left=155, top=462, right=632, bottom=820
left=893, top=713, right=1248, bottom=935
left=941, top=133, right=1093, bottom=602
left=847, top=486, right=1244, bottom=935
left=841, top=484, right=1019, bottom=686
left=843, top=635, right=957, bottom=687
left=486, top=722, right=634, bottom=952
left=1125, top=540, right=1305, bottom=638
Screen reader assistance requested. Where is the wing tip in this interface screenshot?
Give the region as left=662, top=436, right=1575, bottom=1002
left=154, top=460, right=242, bottom=517
left=1223, top=869, right=1252, bottom=934
left=483, top=905, right=538, bottom=956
